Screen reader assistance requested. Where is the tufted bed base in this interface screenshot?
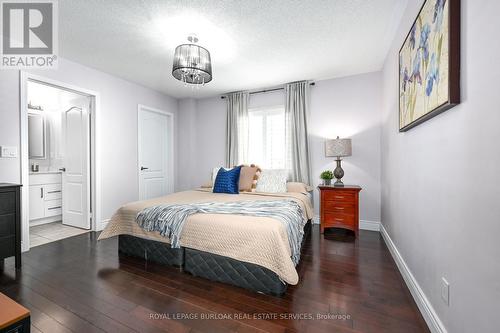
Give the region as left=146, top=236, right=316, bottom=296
left=118, top=221, right=311, bottom=295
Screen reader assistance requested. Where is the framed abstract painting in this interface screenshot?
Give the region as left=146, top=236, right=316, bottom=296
left=399, top=0, right=460, bottom=132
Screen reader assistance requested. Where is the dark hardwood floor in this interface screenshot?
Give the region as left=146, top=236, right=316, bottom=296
left=0, top=226, right=429, bottom=333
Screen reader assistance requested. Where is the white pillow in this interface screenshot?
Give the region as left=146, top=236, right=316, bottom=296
left=256, top=169, right=288, bottom=193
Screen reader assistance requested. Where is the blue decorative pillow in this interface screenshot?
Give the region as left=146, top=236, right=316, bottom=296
left=213, top=166, right=242, bottom=194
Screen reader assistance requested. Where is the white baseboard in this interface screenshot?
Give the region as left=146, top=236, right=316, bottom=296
left=380, top=224, right=447, bottom=333
left=313, top=216, right=380, bottom=231
left=359, top=220, right=380, bottom=231
left=98, top=219, right=110, bottom=231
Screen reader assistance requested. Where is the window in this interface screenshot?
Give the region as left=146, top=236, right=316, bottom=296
left=247, top=106, right=289, bottom=169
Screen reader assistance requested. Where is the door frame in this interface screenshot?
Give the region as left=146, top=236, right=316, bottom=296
left=137, top=104, right=175, bottom=199
left=20, top=71, right=102, bottom=252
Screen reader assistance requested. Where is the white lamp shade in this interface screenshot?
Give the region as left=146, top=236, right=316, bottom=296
left=325, top=137, right=352, bottom=157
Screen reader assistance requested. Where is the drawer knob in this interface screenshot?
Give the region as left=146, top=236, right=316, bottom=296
left=335, top=207, right=344, bottom=210
left=335, top=196, right=344, bottom=199
left=335, top=218, right=344, bottom=221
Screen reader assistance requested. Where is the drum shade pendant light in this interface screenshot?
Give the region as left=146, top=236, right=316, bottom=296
left=172, top=35, right=212, bottom=85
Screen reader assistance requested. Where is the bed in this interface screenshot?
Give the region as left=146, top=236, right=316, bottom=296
left=99, top=188, right=313, bottom=295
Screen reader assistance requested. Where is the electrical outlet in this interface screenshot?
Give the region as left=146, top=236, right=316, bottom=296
left=441, top=277, right=450, bottom=306
left=0, top=146, right=18, bottom=158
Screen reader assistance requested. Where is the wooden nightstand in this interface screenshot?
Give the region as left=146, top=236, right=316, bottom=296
left=318, top=185, right=362, bottom=236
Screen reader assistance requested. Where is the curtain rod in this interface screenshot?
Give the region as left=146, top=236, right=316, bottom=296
left=220, top=82, right=315, bottom=99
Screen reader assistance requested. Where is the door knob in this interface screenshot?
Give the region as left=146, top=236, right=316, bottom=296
left=59, top=167, right=66, bottom=172
left=141, top=166, right=149, bottom=171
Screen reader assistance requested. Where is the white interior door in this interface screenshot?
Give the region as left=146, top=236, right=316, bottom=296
left=61, top=105, right=90, bottom=229
left=138, top=106, right=172, bottom=200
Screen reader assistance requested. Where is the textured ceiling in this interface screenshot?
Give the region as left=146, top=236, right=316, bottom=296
left=59, top=0, right=408, bottom=99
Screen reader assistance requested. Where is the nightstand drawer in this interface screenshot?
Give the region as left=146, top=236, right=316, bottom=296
left=0, top=214, right=15, bottom=237
left=318, top=185, right=361, bottom=236
left=322, top=190, right=356, bottom=203
left=0, top=235, right=16, bottom=258
left=322, top=201, right=355, bottom=214
left=0, top=192, right=16, bottom=214
left=322, top=213, right=355, bottom=227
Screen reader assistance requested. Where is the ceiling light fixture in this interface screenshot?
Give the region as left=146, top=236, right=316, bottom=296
left=172, top=34, right=212, bottom=86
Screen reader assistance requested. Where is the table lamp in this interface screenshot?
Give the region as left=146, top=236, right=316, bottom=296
left=325, top=136, right=352, bottom=186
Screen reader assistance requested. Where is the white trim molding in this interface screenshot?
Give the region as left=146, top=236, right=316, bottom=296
left=19, top=72, right=102, bottom=252
left=312, top=215, right=381, bottom=232
left=380, top=224, right=447, bottom=333
left=359, top=219, right=380, bottom=231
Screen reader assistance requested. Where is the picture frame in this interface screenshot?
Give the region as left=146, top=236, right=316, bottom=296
left=399, top=0, right=461, bottom=132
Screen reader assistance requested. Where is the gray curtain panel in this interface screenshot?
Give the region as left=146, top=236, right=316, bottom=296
left=285, top=81, right=312, bottom=185
left=225, top=91, right=249, bottom=167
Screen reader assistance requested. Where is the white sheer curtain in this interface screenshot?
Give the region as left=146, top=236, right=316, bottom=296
left=225, top=91, right=249, bottom=167
left=285, top=81, right=312, bottom=185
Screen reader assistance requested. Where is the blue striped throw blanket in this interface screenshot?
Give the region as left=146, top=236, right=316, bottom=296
left=136, top=200, right=306, bottom=265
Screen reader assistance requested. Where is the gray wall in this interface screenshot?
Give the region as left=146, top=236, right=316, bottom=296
left=178, top=72, right=382, bottom=223
left=177, top=99, right=198, bottom=190
left=381, top=1, right=500, bottom=332
left=310, top=73, right=381, bottom=223
left=0, top=58, right=179, bottom=221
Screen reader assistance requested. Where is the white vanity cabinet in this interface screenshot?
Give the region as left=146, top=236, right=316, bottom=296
left=29, top=184, right=45, bottom=220
left=29, top=173, right=62, bottom=225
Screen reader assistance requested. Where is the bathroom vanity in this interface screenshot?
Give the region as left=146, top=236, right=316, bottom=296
left=29, top=172, right=62, bottom=226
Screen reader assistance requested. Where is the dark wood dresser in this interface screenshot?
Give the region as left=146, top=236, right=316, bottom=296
left=0, top=292, right=30, bottom=333
left=318, top=185, right=361, bottom=236
left=0, top=184, right=22, bottom=268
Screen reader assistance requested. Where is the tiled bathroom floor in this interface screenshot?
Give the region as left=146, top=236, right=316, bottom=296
left=30, top=222, right=90, bottom=248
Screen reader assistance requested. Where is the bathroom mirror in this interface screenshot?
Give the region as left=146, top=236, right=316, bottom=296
left=28, top=112, right=46, bottom=159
